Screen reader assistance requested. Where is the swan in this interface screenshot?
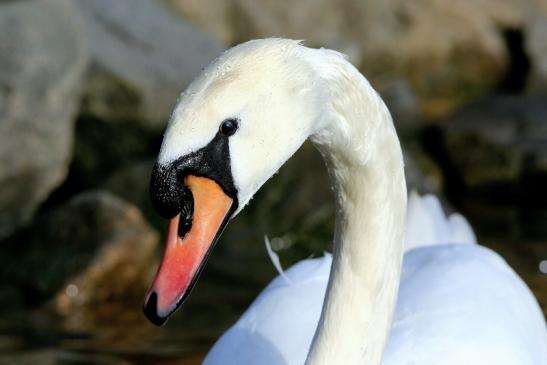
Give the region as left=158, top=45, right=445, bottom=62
left=143, top=38, right=547, bottom=365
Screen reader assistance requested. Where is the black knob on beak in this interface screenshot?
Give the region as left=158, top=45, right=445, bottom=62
left=149, top=162, right=193, bottom=220
left=149, top=132, right=239, bottom=225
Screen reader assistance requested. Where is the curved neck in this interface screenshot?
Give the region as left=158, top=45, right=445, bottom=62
left=305, top=56, right=407, bottom=365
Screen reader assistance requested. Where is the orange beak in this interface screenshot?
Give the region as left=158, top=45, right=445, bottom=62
left=144, top=175, right=233, bottom=325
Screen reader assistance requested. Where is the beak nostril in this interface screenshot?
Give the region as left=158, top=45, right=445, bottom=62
left=177, top=182, right=194, bottom=238
left=178, top=198, right=193, bottom=238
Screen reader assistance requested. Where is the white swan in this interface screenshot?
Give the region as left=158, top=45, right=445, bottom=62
left=143, top=39, right=547, bottom=365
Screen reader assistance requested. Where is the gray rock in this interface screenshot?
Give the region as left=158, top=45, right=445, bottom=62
left=103, top=160, right=155, bottom=208
left=74, top=0, right=224, bottom=128
left=79, top=63, right=143, bottom=125
left=53, top=191, right=159, bottom=316
left=0, top=0, right=87, bottom=239
left=0, top=190, right=158, bottom=312
left=437, top=94, right=547, bottom=189
left=102, top=159, right=161, bottom=228
left=166, top=0, right=546, bottom=114
left=525, top=10, right=547, bottom=91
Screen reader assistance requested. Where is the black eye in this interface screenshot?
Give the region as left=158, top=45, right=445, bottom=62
left=220, top=118, right=239, bottom=136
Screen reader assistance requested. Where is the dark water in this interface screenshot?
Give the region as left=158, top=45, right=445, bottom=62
left=0, top=273, right=252, bottom=364
left=1, top=236, right=545, bottom=365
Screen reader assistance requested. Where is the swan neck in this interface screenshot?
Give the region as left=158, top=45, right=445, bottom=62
left=306, top=60, right=407, bottom=365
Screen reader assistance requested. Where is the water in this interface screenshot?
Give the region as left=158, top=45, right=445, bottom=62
left=1, top=233, right=545, bottom=364
left=0, top=270, right=255, bottom=364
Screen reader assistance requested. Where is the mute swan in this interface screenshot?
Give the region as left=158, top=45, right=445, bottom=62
left=143, top=39, right=547, bottom=365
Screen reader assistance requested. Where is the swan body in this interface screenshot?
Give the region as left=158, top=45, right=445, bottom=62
left=205, top=194, right=547, bottom=365
left=145, top=38, right=547, bottom=365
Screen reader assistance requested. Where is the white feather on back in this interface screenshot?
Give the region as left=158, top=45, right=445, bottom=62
left=404, top=192, right=477, bottom=251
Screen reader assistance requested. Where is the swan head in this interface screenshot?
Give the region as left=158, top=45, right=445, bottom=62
left=144, top=39, right=329, bottom=325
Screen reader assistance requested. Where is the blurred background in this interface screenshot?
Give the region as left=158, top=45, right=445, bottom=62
left=0, top=0, right=546, bottom=363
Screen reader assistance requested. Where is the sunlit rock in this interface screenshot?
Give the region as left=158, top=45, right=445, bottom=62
left=0, top=191, right=158, bottom=316
left=165, top=0, right=547, bottom=115
left=52, top=191, right=159, bottom=316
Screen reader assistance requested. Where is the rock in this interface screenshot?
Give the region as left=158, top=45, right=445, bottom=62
left=164, top=0, right=234, bottom=45
left=0, top=191, right=158, bottom=313
left=168, top=0, right=547, bottom=115
left=434, top=94, right=547, bottom=190
left=67, top=113, right=161, bottom=192
left=53, top=192, right=159, bottom=315
left=429, top=92, right=547, bottom=239
left=102, top=160, right=155, bottom=208
left=102, top=160, right=162, bottom=228
left=74, top=0, right=224, bottom=128
left=166, top=0, right=547, bottom=115
left=525, top=10, right=547, bottom=91
left=79, top=64, right=144, bottom=125
left=0, top=0, right=87, bottom=239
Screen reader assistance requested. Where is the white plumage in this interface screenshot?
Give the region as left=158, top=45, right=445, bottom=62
left=205, top=194, right=547, bottom=365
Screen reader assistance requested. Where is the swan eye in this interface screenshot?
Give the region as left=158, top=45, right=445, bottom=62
left=219, top=118, right=239, bottom=136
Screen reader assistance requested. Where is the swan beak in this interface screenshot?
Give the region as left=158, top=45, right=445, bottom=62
left=143, top=175, right=233, bottom=326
